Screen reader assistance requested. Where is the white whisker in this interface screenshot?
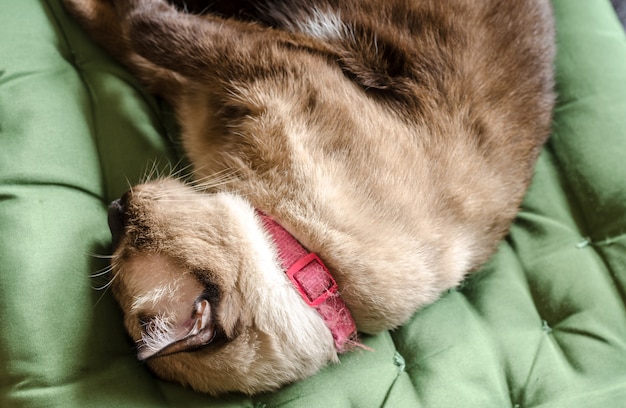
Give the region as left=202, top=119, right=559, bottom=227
left=142, top=159, right=162, bottom=183
left=188, top=168, right=242, bottom=192
left=88, top=252, right=115, bottom=259
left=91, top=279, right=114, bottom=292
left=125, top=176, right=133, bottom=192
left=91, top=278, right=118, bottom=311
left=90, top=264, right=114, bottom=278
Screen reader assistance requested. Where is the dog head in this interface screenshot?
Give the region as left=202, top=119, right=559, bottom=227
left=106, top=178, right=337, bottom=395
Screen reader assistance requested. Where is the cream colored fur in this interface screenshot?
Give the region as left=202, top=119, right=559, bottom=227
left=64, top=0, right=555, bottom=395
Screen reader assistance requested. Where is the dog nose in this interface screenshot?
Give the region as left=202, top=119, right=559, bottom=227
left=107, top=198, right=126, bottom=248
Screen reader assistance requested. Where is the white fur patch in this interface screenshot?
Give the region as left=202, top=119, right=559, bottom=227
left=295, top=8, right=349, bottom=41
left=222, top=193, right=337, bottom=355
left=138, top=314, right=178, bottom=358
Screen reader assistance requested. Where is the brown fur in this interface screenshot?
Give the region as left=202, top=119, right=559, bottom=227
left=64, top=0, right=555, bottom=395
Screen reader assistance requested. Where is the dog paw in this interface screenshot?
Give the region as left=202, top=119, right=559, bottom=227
left=63, top=0, right=114, bottom=23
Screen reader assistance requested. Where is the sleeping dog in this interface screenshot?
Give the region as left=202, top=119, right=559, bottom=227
left=64, top=0, right=555, bottom=395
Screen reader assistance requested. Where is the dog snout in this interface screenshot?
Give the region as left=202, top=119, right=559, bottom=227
left=108, top=197, right=127, bottom=248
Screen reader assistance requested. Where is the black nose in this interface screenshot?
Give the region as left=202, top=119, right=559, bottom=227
left=107, top=198, right=126, bottom=248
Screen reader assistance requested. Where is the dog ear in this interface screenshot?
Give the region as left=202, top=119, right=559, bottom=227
left=62, top=0, right=187, bottom=103
left=119, top=0, right=339, bottom=84
left=138, top=299, right=220, bottom=361
left=63, top=0, right=128, bottom=60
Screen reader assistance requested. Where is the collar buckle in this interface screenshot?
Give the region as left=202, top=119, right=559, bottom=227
left=286, top=252, right=338, bottom=307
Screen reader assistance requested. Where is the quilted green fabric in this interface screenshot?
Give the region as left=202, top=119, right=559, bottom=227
left=1, top=0, right=625, bottom=406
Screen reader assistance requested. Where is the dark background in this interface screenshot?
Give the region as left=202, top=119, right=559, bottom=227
left=612, top=0, right=626, bottom=29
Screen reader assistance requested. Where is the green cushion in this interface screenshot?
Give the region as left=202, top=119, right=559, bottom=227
left=1, top=0, right=625, bottom=406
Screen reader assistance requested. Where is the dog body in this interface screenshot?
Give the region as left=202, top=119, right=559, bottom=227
left=65, top=0, right=555, bottom=395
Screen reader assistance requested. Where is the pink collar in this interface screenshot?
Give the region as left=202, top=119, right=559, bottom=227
left=257, top=211, right=359, bottom=353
